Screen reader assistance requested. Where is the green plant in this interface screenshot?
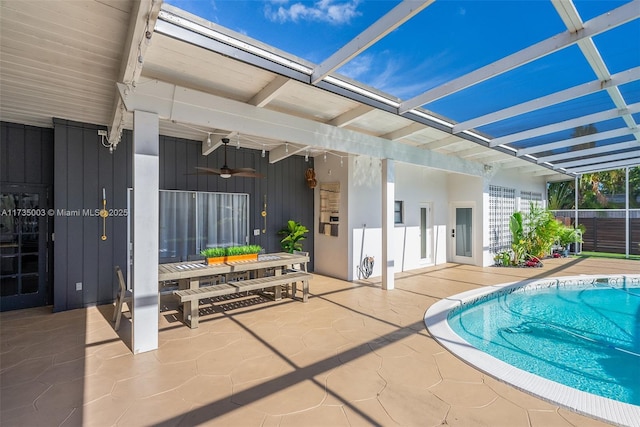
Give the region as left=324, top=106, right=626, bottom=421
left=557, top=225, right=582, bottom=249
left=200, top=245, right=262, bottom=258
left=278, top=220, right=309, bottom=253
left=494, top=250, right=512, bottom=266
left=200, top=247, right=226, bottom=258
left=509, top=211, right=526, bottom=265
left=524, top=204, right=562, bottom=258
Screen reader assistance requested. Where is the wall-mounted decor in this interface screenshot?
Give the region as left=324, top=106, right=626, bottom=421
left=305, top=168, right=317, bottom=189
left=319, top=182, right=340, bottom=237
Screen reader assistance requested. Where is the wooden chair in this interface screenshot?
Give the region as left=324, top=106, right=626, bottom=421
left=112, top=265, right=132, bottom=331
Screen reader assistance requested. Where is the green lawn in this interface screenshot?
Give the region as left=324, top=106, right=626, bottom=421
left=577, top=251, right=640, bottom=261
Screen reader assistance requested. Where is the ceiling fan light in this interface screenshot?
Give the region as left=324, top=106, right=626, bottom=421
left=220, top=172, right=231, bottom=178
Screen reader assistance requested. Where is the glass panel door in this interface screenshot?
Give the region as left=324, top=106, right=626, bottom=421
left=453, top=206, right=473, bottom=263
left=420, top=204, right=434, bottom=264
left=1, top=186, right=48, bottom=311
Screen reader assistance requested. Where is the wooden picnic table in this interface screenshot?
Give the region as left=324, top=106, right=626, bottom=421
left=158, top=252, right=311, bottom=328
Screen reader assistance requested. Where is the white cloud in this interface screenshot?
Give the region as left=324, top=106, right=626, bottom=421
left=264, top=0, right=361, bottom=25
left=339, top=54, right=373, bottom=79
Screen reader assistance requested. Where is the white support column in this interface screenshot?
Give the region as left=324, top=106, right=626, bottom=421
left=625, top=166, right=630, bottom=259
left=574, top=175, right=579, bottom=231
left=132, top=110, right=159, bottom=353
left=382, top=159, right=395, bottom=290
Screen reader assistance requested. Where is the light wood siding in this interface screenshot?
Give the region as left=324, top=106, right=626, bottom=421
left=52, top=119, right=313, bottom=311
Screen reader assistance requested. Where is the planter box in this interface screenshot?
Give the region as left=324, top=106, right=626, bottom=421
left=206, top=253, right=258, bottom=265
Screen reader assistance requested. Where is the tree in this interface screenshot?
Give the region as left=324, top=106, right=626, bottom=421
left=570, top=124, right=597, bottom=152
left=547, top=180, right=574, bottom=210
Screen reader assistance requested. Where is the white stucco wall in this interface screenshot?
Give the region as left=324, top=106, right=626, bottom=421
left=313, top=155, right=549, bottom=279
left=313, top=154, right=350, bottom=280
left=348, top=159, right=454, bottom=280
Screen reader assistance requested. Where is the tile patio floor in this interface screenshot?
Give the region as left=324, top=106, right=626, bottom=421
left=1, top=256, right=637, bottom=426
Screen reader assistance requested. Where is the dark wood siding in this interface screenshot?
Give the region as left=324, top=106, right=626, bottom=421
left=51, top=119, right=313, bottom=311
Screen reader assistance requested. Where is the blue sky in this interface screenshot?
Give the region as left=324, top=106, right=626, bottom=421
left=166, top=0, right=639, bottom=141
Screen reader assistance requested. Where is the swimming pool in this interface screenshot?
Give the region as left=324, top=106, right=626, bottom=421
left=424, top=274, right=640, bottom=427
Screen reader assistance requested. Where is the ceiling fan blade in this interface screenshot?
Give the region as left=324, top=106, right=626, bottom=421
left=230, top=168, right=265, bottom=178
left=194, top=166, right=223, bottom=175
left=230, top=167, right=257, bottom=173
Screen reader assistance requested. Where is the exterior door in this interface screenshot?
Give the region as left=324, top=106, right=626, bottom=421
left=452, top=204, right=474, bottom=264
left=420, top=204, right=434, bottom=264
left=0, top=185, right=48, bottom=310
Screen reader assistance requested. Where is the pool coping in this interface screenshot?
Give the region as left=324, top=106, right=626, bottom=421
left=424, top=274, right=640, bottom=427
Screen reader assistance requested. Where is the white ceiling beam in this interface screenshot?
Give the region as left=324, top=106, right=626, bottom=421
left=536, top=141, right=639, bottom=164
left=566, top=158, right=640, bottom=174
left=201, top=132, right=231, bottom=156
left=423, top=136, right=464, bottom=151
left=532, top=169, right=566, bottom=177
left=310, top=0, right=434, bottom=84
left=117, top=79, right=487, bottom=176
left=484, top=153, right=518, bottom=164
left=556, top=151, right=639, bottom=169
left=551, top=0, right=583, bottom=32
left=517, top=128, right=637, bottom=156
left=398, top=0, right=639, bottom=114
left=457, top=66, right=639, bottom=134
left=108, top=0, right=161, bottom=149
left=456, top=146, right=490, bottom=158
left=500, top=159, right=540, bottom=170
left=381, top=122, right=427, bottom=140
left=490, top=103, right=640, bottom=147
left=501, top=163, right=544, bottom=174
left=328, top=104, right=375, bottom=127
left=249, top=75, right=291, bottom=107
left=268, top=142, right=307, bottom=164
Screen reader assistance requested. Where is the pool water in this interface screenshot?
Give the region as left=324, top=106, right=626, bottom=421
left=448, top=282, right=640, bottom=405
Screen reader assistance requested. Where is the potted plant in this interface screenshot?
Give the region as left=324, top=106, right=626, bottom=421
left=200, top=245, right=262, bottom=265
left=557, top=225, right=582, bottom=257
left=278, top=220, right=309, bottom=253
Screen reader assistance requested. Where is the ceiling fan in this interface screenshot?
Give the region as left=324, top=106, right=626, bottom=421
left=195, top=138, right=265, bottom=179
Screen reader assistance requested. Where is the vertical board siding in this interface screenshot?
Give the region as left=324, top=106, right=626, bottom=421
left=49, top=120, right=313, bottom=311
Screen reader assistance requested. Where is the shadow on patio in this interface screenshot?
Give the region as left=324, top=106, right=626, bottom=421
left=3, top=257, right=635, bottom=426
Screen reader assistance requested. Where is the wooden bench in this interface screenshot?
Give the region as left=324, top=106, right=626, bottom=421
left=174, top=271, right=312, bottom=328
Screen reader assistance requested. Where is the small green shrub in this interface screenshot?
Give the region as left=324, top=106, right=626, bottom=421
left=200, top=245, right=262, bottom=258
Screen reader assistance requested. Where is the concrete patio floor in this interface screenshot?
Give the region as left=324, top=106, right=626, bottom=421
left=1, top=256, right=637, bottom=426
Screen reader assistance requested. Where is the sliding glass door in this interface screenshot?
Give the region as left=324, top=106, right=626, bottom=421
left=159, top=190, right=248, bottom=262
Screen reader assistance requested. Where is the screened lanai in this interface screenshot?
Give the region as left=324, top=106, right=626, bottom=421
left=1, top=0, right=639, bottom=349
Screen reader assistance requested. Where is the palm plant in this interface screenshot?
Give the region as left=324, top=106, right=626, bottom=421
left=547, top=181, right=574, bottom=210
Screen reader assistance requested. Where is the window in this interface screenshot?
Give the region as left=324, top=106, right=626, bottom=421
left=159, top=190, right=249, bottom=261
left=394, top=201, right=403, bottom=224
